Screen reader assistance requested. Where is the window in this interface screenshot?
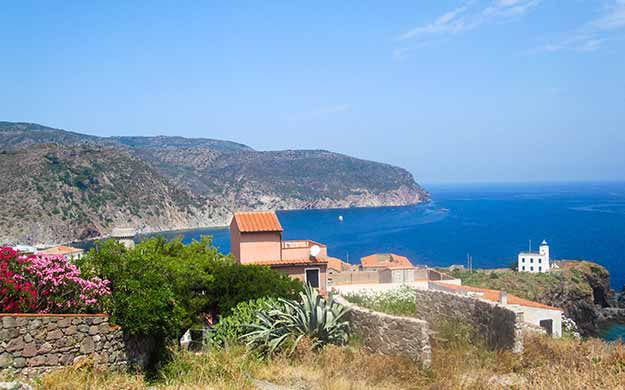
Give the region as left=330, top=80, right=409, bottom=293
left=530, top=258, right=534, bottom=263
left=522, top=266, right=525, bottom=271
left=305, top=268, right=320, bottom=289
left=522, top=258, right=525, bottom=263
left=530, top=266, right=534, bottom=271
left=539, top=266, right=542, bottom=272
left=539, top=258, right=542, bottom=263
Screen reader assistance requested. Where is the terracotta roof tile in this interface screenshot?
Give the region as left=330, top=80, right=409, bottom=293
left=233, top=211, right=283, bottom=233
left=432, top=282, right=562, bottom=311
left=326, top=257, right=351, bottom=271
left=39, top=245, right=84, bottom=256
left=361, top=253, right=414, bottom=269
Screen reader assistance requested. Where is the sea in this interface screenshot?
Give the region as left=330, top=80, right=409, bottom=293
left=149, top=182, right=625, bottom=288
left=141, top=181, right=625, bottom=341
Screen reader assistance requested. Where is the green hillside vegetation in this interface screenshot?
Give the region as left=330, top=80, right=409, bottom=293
left=0, top=144, right=217, bottom=244
left=0, top=121, right=428, bottom=244
left=446, top=261, right=612, bottom=335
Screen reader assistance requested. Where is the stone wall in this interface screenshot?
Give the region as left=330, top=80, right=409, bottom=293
left=335, top=296, right=432, bottom=367
left=413, top=289, right=524, bottom=352
left=0, top=314, right=127, bottom=376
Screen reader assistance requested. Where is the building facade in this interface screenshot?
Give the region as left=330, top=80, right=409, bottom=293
left=517, top=240, right=550, bottom=273
left=361, top=253, right=417, bottom=284
left=229, top=211, right=329, bottom=294
left=39, top=245, right=84, bottom=260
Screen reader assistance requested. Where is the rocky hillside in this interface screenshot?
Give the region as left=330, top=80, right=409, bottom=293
left=0, top=122, right=428, bottom=244
left=447, top=261, right=613, bottom=336
left=0, top=144, right=228, bottom=245
left=132, top=148, right=425, bottom=210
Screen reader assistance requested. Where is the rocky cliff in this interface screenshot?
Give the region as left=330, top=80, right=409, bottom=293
left=0, top=121, right=428, bottom=244
left=448, top=261, right=615, bottom=336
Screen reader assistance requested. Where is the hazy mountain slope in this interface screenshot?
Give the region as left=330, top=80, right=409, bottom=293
left=0, top=144, right=228, bottom=245
left=0, top=121, right=104, bottom=148
left=112, top=136, right=253, bottom=152
left=133, top=148, right=428, bottom=210
left=0, top=121, right=428, bottom=244
left=0, top=122, right=254, bottom=152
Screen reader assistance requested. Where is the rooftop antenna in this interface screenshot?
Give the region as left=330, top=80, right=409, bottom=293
left=529, top=239, right=532, bottom=253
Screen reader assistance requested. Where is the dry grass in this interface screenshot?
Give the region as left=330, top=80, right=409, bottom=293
left=11, top=333, right=625, bottom=390
left=36, top=357, right=146, bottom=390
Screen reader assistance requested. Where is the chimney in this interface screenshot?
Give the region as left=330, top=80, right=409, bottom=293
left=499, top=290, right=508, bottom=305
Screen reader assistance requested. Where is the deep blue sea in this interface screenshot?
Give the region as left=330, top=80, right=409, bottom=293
left=148, top=182, right=625, bottom=290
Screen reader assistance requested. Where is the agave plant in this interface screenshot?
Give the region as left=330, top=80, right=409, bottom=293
left=243, top=284, right=350, bottom=356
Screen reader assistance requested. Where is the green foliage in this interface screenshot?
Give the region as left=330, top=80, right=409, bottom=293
left=206, top=297, right=278, bottom=347
left=243, top=285, right=350, bottom=357
left=343, top=285, right=417, bottom=317
left=202, top=260, right=302, bottom=316
left=79, top=236, right=302, bottom=344
left=446, top=268, right=563, bottom=302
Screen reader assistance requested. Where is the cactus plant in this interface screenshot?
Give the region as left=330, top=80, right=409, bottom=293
left=243, top=284, right=350, bottom=356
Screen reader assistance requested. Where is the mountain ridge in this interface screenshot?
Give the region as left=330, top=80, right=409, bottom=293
left=0, top=121, right=428, bottom=245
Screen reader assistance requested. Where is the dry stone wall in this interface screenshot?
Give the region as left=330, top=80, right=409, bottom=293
left=414, top=289, right=524, bottom=352
left=0, top=314, right=127, bottom=376
left=335, top=296, right=432, bottom=367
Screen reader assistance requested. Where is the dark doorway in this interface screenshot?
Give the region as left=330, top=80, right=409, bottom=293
left=539, top=319, right=553, bottom=335
left=305, top=269, right=320, bottom=288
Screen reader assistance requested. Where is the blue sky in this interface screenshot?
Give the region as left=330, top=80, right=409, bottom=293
left=1, top=1, right=625, bottom=183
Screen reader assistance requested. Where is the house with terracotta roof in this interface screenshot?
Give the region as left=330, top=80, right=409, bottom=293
left=361, top=253, right=417, bottom=284
left=39, top=245, right=84, bottom=260
left=230, top=211, right=329, bottom=294
left=429, top=281, right=563, bottom=338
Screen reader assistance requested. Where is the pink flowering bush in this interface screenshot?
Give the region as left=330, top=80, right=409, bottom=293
left=0, top=246, right=110, bottom=314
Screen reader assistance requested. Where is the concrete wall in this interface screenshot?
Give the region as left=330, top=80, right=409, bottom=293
left=331, top=270, right=381, bottom=286
left=0, top=314, right=128, bottom=376
left=271, top=263, right=328, bottom=295
left=518, top=253, right=549, bottom=273
left=238, top=232, right=282, bottom=264
left=379, top=269, right=416, bottom=284
left=335, top=296, right=431, bottom=368
left=511, top=305, right=562, bottom=338
left=281, top=241, right=328, bottom=260
left=413, top=289, right=524, bottom=352
left=331, top=281, right=429, bottom=295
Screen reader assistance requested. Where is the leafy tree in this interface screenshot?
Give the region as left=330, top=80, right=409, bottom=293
left=79, top=235, right=303, bottom=360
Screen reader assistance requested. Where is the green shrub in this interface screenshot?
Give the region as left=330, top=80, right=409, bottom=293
left=206, top=297, right=278, bottom=347
left=243, top=285, right=350, bottom=357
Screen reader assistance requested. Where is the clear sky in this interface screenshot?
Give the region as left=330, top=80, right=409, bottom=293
left=1, top=1, right=625, bottom=183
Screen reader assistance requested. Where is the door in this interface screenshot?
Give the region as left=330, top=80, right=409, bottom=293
left=305, top=268, right=320, bottom=288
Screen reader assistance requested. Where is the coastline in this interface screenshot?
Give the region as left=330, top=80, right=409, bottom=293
left=67, top=200, right=430, bottom=248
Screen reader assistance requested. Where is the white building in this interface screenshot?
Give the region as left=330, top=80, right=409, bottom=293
left=518, top=240, right=550, bottom=273
left=39, top=245, right=85, bottom=261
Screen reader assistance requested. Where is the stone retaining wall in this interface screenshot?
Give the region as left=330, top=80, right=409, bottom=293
left=414, top=289, right=524, bottom=352
left=335, top=296, right=432, bottom=367
left=0, top=314, right=127, bottom=376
